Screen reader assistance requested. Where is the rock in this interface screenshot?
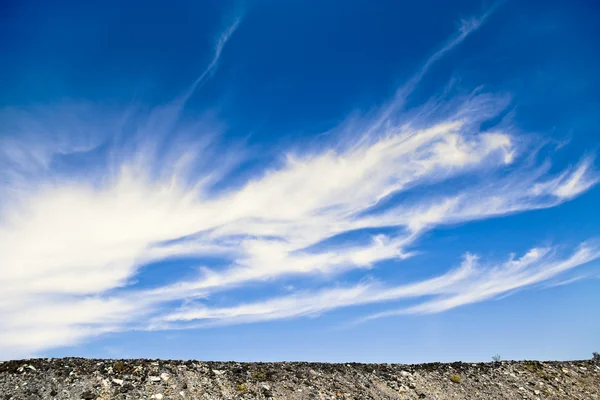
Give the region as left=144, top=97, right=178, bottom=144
left=17, top=364, right=36, bottom=373
left=80, top=390, right=95, bottom=400
left=120, top=383, right=134, bottom=393
left=0, top=358, right=598, bottom=399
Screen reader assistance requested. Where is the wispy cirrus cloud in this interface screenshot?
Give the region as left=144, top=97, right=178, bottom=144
left=158, top=241, right=600, bottom=326
left=183, top=14, right=243, bottom=102
left=0, top=5, right=598, bottom=359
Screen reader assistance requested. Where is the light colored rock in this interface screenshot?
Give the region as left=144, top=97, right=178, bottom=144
left=112, top=378, right=124, bottom=385
left=151, top=394, right=163, bottom=399
left=160, top=372, right=170, bottom=382
left=149, top=376, right=161, bottom=382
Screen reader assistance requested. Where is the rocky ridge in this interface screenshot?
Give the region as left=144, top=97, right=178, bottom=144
left=1, top=357, right=599, bottom=399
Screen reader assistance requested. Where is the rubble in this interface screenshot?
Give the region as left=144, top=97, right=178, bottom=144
left=0, top=357, right=598, bottom=399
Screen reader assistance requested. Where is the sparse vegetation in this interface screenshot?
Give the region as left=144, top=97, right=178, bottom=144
left=593, top=352, right=599, bottom=360
left=523, top=361, right=541, bottom=373
left=236, top=383, right=248, bottom=393
left=251, top=369, right=268, bottom=381
left=113, top=361, right=126, bottom=373
left=449, top=374, right=461, bottom=384
left=492, top=354, right=501, bottom=363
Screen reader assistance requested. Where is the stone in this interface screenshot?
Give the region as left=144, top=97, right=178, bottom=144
left=80, top=390, right=95, bottom=400
left=120, top=383, right=134, bottom=393
left=0, top=357, right=599, bottom=399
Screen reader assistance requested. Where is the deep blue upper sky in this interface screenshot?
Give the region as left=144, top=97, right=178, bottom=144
left=0, top=0, right=599, bottom=361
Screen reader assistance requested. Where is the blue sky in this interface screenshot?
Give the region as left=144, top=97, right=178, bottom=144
left=1, top=0, right=599, bottom=362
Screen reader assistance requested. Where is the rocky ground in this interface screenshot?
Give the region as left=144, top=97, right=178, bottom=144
left=1, top=357, right=599, bottom=399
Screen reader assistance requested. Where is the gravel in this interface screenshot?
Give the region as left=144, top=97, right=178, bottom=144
left=1, top=357, right=599, bottom=399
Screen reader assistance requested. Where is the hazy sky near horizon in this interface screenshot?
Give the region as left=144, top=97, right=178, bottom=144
left=1, top=0, right=599, bottom=362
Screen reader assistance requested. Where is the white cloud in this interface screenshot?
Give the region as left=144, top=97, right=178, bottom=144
left=158, top=241, right=600, bottom=327
left=182, top=14, right=243, bottom=102
left=0, top=5, right=598, bottom=359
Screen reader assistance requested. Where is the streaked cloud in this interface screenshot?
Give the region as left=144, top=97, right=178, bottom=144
left=158, top=241, right=600, bottom=326
left=0, top=5, right=598, bottom=359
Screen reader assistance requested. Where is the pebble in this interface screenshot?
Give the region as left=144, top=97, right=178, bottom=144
left=1, top=358, right=598, bottom=399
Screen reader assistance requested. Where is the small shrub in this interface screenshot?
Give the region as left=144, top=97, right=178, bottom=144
left=524, top=361, right=541, bottom=373
left=593, top=352, right=600, bottom=362
left=251, top=369, right=268, bottom=381
left=236, top=383, right=248, bottom=393
left=449, top=374, right=461, bottom=384
left=492, top=354, right=501, bottom=363
left=113, top=361, right=126, bottom=373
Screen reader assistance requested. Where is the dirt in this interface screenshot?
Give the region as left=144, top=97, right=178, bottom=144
left=1, top=357, right=599, bottom=399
